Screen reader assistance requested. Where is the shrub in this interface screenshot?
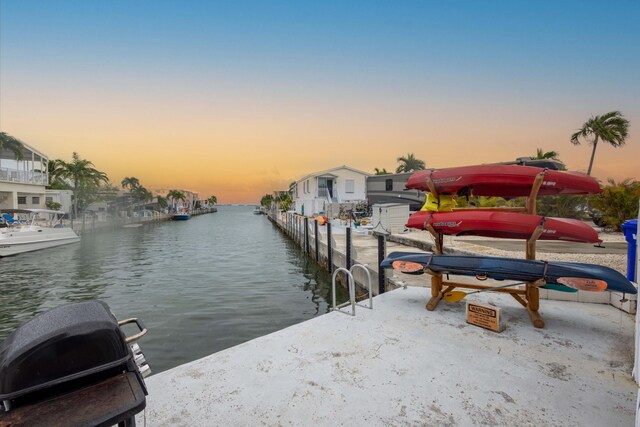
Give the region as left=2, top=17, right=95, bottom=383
left=589, top=179, right=640, bottom=231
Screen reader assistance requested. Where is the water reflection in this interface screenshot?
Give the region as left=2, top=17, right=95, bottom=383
left=0, top=206, right=347, bottom=373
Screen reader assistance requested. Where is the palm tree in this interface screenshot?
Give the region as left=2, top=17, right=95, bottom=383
left=395, top=153, right=426, bottom=173
left=533, top=148, right=560, bottom=160
left=570, top=111, right=630, bottom=175
left=46, top=159, right=71, bottom=189
left=132, top=185, right=152, bottom=204
left=156, top=196, right=168, bottom=209
left=374, top=167, right=390, bottom=175
left=167, top=189, right=186, bottom=210
left=207, top=196, right=217, bottom=205
left=56, top=152, right=109, bottom=217
left=121, top=177, right=140, bottom=191
left=0, top=132, right=25, bottom=160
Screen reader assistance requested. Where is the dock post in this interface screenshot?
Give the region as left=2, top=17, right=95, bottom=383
left=346, top=227, right=352, bottom=269
left=377, top=233, right=386, bottom=294
left=327, top=222, right=333, bottom=274
left=314, top=219, right=319, bottom=262
left=304, top=217, right=309, bottom=254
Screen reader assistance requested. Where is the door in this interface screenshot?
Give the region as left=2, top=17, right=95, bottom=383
left=326, top=179, right=334, bottom=199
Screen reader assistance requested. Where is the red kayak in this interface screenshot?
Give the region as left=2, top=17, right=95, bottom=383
left=406, top=210, right=602, bottom=243
left=406, top=165, right=601, bottom=197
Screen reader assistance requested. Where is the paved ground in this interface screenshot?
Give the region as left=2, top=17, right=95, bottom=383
left=139, top=286, right=637, bottom=426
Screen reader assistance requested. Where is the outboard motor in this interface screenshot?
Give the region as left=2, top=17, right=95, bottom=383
left=0, top=301, right=150, bottom=426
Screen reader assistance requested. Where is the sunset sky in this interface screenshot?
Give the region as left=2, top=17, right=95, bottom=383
left=1, top=1, right=639, bottom=203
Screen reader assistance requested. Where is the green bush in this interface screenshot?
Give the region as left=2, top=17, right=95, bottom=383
left=589, top=179, right=640, bottom=231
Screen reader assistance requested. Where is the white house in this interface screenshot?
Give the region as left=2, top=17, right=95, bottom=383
left=45, top=189, right=73, bottom=213
left=293, top=165, right=370, bottom=216
left=0, top=141, right=49, bottom=210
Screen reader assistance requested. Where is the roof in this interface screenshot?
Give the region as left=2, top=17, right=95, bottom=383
left=294, top=165, right=371, bottom=184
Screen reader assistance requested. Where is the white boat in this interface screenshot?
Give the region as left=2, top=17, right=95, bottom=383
left=0, top=209, right=80, bottom=257
left=253, top=206, right=262, bottom=215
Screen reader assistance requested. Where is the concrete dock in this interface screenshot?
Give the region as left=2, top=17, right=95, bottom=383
left=139, top=286, right=637, bottom=426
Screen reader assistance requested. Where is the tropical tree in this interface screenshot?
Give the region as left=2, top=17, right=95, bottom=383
left=121, top=177, right=140, bottom=191
left=374, top=167, right=390, bottom=175
left=589, top=178, right=640, bottom=231
left=274, top=191, right=293, bottom=211
left=206, top=196, right=217, bottom=205
left=0, top=132, right=25, bottom=159
left=533, top=148, right=560, bottom=160
left=132, top=185, right=152, bottom=206
left=156, top=196, right=168, bottom=209
left=395, top=153, right=426, bottom=173
left=260, top=194, right=273, bottom=208
left=570, top=111, right=630, bottom=176
left=167, top=189, right=186, bottom=209
left=56, top=152, right=109, bottom=217
left=47, top=159, right=72, bottom=189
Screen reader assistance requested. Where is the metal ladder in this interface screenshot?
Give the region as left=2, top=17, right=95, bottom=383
left=331, top=264, right=373, bottom=316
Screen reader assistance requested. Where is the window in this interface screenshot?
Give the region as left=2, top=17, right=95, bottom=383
left=46, top=197, right=53, bottom=203
left=345, top=179, right=355, bottom=193
left=32, top=197, right=40, bottom=204
left=385, top=179, right=393, bottom=191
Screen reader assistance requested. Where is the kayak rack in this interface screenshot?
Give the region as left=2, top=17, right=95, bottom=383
left=331, top=264, right=373, bottom=316
left=423, top=171, right=548, bottom=328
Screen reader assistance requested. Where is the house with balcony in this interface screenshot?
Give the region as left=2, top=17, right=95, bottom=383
left=293, top=165, right=370, bottom=216
left=0, top=142, right=49, bottom=210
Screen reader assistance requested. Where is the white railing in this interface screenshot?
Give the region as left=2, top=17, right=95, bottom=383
left=0, top=168, right=48, bottom=185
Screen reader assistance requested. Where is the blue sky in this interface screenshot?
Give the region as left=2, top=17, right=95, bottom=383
left=1, top=0, right=639, bottom=201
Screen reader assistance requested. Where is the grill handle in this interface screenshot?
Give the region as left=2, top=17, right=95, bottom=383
left=117, top=318, right=148, bottom=343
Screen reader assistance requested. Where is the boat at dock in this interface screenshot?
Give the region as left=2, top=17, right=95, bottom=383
left=253, top=206, right=262, bottom=215
left=171, top=207, right=191, bottom=221
left=0, top=209, right=80, bottom=257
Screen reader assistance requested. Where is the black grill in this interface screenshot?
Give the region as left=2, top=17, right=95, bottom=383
left=0, top=301, right=149, bottom=426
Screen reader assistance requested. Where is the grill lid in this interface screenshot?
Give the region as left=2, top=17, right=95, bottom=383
left=0, top=300, right=131, bottom=401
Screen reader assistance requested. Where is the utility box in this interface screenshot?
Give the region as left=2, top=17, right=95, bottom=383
left=371, top=203, right=410, bottom=234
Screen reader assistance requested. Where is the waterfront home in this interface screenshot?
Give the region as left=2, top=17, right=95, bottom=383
left=44, top=189, right=74, bottom=213
left=154, top=188, right=201, bottom=210
left=293, top=165, right=370, bottom=216
left=366, top=172, right=426, bottom=211
left=0, top=142, right=48, bottom=210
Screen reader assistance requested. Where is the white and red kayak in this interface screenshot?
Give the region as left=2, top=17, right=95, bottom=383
left=405, top=165, right=601, bottom=197
left=406, top=210, right=601, bottom=243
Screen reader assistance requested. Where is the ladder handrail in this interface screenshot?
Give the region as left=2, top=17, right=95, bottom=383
left=350, top=264, right=373, bottom=310
left=331, top=263, right=373, bottom=316
left=332, top=268, right=356, bottom=316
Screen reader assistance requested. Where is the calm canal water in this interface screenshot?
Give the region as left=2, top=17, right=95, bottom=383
left=0, top=205, right=345, bottom=373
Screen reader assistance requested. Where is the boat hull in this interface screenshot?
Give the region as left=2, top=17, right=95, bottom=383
left=381, top=252, right=637, bottom=294
left=406, top=210, right=601, bottom=243
left=406, top=165, right=602, bottom=197
left=0, top=228, right=80, bottom=257
left=172, top=214, right=191, bottom=221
